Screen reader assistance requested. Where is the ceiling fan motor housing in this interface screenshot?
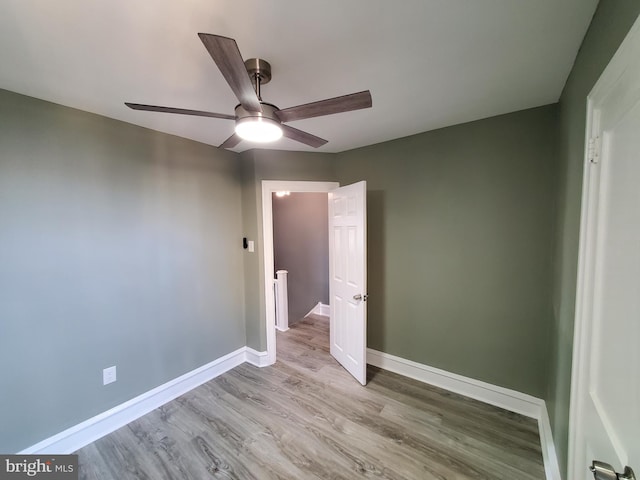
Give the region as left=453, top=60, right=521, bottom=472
left=235, top=102, right=280, bottom=123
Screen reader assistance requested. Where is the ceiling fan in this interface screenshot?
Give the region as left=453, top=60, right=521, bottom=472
left=125, top=34, right=372, bottom=149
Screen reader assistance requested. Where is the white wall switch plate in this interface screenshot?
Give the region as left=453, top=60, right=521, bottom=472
left=248, top=240, right=255, bottom=252
left=103, top=366, right=116, bottom=385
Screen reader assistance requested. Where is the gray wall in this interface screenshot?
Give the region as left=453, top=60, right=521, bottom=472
left=548, top=1, right=640, bottom=475
left=240, top=153, right=264, bottom=351
left=273, top=192, right=329, bottom=323
left=336, top=105, right=559, bottom=398
left=240, top=150, right=336, bottom=351
left=0, top=89, right=246, bottom=453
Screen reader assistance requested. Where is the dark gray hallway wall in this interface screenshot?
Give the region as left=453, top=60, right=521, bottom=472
left=336, top=105, right=559, bottom=398
left=273, top=192, right=329, bottom=323
left=0, top=89, right=245, bottom=452
left=548, top=1, right=640, bottom=476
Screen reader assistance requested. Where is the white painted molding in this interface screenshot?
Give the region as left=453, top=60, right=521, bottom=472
left=367, top=349, right=542, bottom=417
left=305, top=302, right=330, bottom=318
left=367, top=348, right=562, bottom=480
left=274, top=270, right=289, bottom=332
left=538, top=403, right=563, bottom=480
left=317, top=303, right=330, bottom=317
left=304, top=302, right=319, bottom=318
left=245, top=347, right=270, bottom=367
left=20, top=347, right=247, bottom=455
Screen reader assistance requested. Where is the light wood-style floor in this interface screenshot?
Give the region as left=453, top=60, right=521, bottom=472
left=76, top=315, right=545, bottom=479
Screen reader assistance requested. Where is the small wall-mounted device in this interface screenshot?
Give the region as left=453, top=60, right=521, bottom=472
left=103, top=366, right=117, bottom=385
left=243, top=237, right=255, bottom=252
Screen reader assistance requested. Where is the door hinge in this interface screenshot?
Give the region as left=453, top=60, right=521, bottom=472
left=588, top=136, right=601, bottom=164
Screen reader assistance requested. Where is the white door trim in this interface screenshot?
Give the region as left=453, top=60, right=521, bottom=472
left=568, top=14, right=640, bottom=480
left=261, top=180, right=339, bottom=365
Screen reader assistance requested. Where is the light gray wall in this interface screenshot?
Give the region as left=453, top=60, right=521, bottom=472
left=273, top=192, right=329, bottom=323
left=0, top=89, right=246, bottom=453
left=241, top=150, right=337, bottom=351
left=240, top=152, right=264, bottom=351
left=548, top=1, right=640, bottom=475
left=336, top=105, right=559, bottom=398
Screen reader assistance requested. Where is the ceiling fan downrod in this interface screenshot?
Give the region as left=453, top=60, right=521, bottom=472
left=244, top=58, right=271, bottom=102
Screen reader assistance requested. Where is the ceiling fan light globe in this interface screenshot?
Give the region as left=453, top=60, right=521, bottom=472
left=235, top=117, right=283, bottom=143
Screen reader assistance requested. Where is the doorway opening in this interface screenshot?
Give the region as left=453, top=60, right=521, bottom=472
left=272, top=191, right=330, bottom=331
left=261, top=181, right=338, bottom=364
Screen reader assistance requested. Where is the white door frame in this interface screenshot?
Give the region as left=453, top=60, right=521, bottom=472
left=262, top=180, right=339, bottom=365
left=568, top=15, right=640, bottom=480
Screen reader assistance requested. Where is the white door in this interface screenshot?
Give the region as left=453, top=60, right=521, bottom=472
left=569, top=15, right=640, bottom=480
left=328, top=181, right=367, bottom=385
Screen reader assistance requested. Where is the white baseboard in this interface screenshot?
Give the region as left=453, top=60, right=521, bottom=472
left=367, top=349, right=542, bottom=417
left=305, top=302, right=330, bottom=318
left=367, top=348, right=561, bottom=480
left=18, top=344, right=561, bottom=480
left=317, top=303, right=330, bottom=317
left=20, top=347, right=248, bottom=455
left=245, top=347, right=270, bottom=367
left=304, top=302, right=321, bottom=318
left=538, top=403, right=562, bottom=480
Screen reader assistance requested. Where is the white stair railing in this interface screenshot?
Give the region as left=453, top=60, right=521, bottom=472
left=274, top=270, right=289, bottom=332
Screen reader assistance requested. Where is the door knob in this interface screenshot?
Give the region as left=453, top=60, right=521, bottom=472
left=590, top=461, right=636, bottom=480
left=353, top=294, right=362, bottom=301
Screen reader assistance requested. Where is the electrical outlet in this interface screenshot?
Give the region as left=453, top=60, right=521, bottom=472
left=103, top=366, right=117, bottom=385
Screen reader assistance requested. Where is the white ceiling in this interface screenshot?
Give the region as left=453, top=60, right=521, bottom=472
left=0, top=0, right=598, bottom=153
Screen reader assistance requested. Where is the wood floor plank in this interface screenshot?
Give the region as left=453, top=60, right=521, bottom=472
left=214, top=367, right=450, bottom=479
left=229, top=364, right=521, bottom=479
left=76, top=314, right=545, bottom=479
